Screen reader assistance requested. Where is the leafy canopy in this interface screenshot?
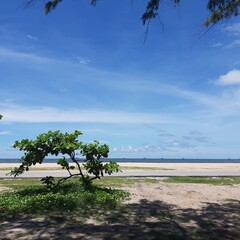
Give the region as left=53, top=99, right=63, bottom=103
left=10, top=130, right=120, bottom=188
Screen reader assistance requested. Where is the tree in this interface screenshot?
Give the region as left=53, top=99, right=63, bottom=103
left=10, top=130, right=120, bottom=188
left=27, top=0, right=240, bottom=28
left=0, top=115, right=2, bottom=120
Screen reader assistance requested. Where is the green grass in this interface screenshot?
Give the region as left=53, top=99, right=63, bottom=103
left=0, top=176, right=161, bottom=190
left=163, top=176, right=240, bottom=185
left=0, top=178, right=41, bottom=189
left=0, top=180, right=129, bottom=221
left=94, top=176, right=161, bottom=187
left=1, top=176, right=240, bottom=190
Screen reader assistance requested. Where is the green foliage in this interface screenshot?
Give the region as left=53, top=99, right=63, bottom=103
left=205, top=0, right=240, bottom=26
left=0, top=115, right=2, bottom=120
left=141, top=0, right=180, bottom=25
left=40, top=176, right=55, bottom=189
left=44, top=0, right=96, bottom=14
left=10, top=130, right=120, bottom=187
left=81, top=141, right=120, bottom=180
left=0, top=182, right=129, bottom=220
left=12, top=130, right=82, bottom=171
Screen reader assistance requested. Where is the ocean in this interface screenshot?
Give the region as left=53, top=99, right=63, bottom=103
left=0, top=158, right=240, bottom=163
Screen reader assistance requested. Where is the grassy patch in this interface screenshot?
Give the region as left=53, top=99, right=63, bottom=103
left=94, top=176, right=160, bottom=187
left=0, top=176, right=161, bottom=194
left=0, top=181, right=129, bottom=221
left=0, top=178, right=41, bottom=189
left=162, top=176, right=240, bottom=185
left=1, top=176, right=240, bottom=190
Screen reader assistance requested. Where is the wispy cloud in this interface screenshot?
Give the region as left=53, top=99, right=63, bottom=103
left=182, top=135, right=207, bottom=143
left=215, top=69, right=240, bottom=86
left=183, top=131, right=208, bottom=142
left=144, top=125, right=174, bottom=137
left=0, top=131, right=12, bottom=135
left=0, top=47, right=54, bottom=65
left=1, top=104, right=169, bottom=124
left=189, top=130, right=203, bottom=136
left=221, top=23, right=240, bottom=48
left=211, top=42, right=224, bottom=48
left=112, top=145, right=166, bottom=154
left=27, top=34, right=37, bottom=41
left=157, top=129, right=174, bottom=137
left=77, top=56, right=91, bottom=65
left=226, top=39, right=240, bottom=48
left=112, top=139, right=196, bottom=155
left=223, top=23, right=240, bottom=36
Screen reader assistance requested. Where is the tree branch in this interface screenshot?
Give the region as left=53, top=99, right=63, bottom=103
left=70, top=152, right=86, bottom=181
left=56, top=172, right=83, bottom=187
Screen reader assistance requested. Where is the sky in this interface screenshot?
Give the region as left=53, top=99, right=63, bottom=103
left=1, top=0, right=240, bottom=159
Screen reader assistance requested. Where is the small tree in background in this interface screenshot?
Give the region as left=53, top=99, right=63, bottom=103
left=0, top=115, right=2, bottom=120
left=10, top=130, right=120, bottom=188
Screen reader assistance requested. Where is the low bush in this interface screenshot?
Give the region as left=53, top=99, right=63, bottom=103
left=0, top=181, right=129, bottom=220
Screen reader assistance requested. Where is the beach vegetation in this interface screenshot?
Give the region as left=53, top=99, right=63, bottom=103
left=2, top=176, right=240, bottom=191
left=0, top=177, right=160, bottom=190
left=0, top=181, right=129, bottom=221
left=9, top=130, right=120, bottom=188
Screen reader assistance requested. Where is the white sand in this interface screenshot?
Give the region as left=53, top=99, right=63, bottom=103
left=0, top=162, right=240, bottom=173
left=119, top=162, right=240, bottom=172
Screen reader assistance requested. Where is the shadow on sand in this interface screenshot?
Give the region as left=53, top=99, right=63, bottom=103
left=1, top=199, right=240, bottom=240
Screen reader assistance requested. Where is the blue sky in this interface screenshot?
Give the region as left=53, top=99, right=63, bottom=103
left=1, top=0, right=240, bottom=159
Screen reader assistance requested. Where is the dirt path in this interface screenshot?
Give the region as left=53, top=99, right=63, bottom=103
left=123, top=182, right=240, bottom=209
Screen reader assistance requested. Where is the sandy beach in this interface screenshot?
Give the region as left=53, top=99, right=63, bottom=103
left=1, top=162, right=240, bottom=172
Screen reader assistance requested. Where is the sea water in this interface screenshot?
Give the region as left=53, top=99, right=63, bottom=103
left=0, top=158, right=240, bottom=163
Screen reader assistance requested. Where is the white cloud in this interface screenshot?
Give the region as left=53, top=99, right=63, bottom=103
left=27, top=34, right=37, bottom=41
left=0, top=47, right=54, bottom=65
left=223, top=23, right=240, bottom=36
left=112, top=145, right=165, bottom=154
left=77, top=57, right=91, bottom=65
left=226, top=39, right=240, bottom=48
left=220, top=23, right=240, bottom=48
left=182, top=135, right=207, bottom=143
left=1, top=104, right=169, bottom=124
left=112, top=139, right=196, bottom=155
left=0, top=131, right=11, bottom=135
left=211, top=42, right=223, bottom=48
left=215, top=69, right=240, bottom=86
left=157, top=129, right=174, bottom=137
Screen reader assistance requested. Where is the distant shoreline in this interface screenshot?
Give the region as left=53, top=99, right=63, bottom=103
left=0, top=158, right=240, bottom=163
